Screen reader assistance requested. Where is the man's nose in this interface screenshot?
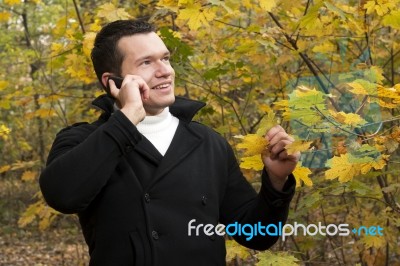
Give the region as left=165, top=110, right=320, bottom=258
left=155, top=61, right=172, bottom=77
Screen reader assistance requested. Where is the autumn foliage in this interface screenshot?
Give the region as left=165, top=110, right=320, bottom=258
left=1, top=0, right=400, bottom=265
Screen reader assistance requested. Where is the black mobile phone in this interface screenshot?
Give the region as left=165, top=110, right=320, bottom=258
left=106, top=76, right=124, bottom=96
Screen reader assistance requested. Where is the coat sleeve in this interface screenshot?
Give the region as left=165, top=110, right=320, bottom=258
left=219, top=142, right=296, bottom=250
left=39, top=110, right=142, bottom=214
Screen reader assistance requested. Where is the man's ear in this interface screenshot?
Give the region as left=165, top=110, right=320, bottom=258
left=101, top=72, right=112, bottom=89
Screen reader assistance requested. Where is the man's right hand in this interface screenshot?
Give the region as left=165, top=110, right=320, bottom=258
left=108, top=74, right=150, bottom=125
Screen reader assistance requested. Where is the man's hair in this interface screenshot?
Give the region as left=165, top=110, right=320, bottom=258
left=91, top=19, right=156, bottom=88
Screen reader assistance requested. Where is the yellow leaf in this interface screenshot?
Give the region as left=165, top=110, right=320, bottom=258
left=0, top=80, right=8, bottom=91
left=293, top=165, right=313, bottom=187
left=361, top=235, right=386, bottom=249
left=237, top=134, right=268, bottom=156
left=35, top=108, right=56, bottom=118
left=325, top=154, right=362, bottom=183
left=177, top=3, right=215, bottom=30
left=330, top=111, right=367, bottom=127
left=83, top=32, right=96, bottom=57
left=0, top=124, right=11, bottom=140
left=226, top=240, right=250, bottom=262
left=383, top=10, right=400, bottom=29
left=348, top=82, right=369, bottom=95
left=0, top=12, right=11, bottom=22
left=240, top=155, right=264, bottom=171
left=0, top=165, right=11, bottom=174
left=97, top=3, right=132, bottom=22
left=4, top=0, right=20, bottom=6
left=286, top=140, right=312, bottom=155
left=256, top=112, right=277, bottom=136
left=259, top=0, right=277, bottom=12
left=21, top=170, right=37, bottom=182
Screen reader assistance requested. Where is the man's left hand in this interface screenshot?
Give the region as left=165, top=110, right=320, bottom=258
left=262, top=125, right=300, bottom=191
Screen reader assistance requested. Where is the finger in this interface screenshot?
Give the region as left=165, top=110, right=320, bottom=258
left=108, top=79, right=119, bottom=98
left=266, top=125, right=285, bottom=140
left=270, top=139, right=292, bottom=159
left=268, top=131, right=292, bottom=149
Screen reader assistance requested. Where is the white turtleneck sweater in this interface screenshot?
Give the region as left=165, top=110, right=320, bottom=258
left=136, top=107, right=179, bottom=156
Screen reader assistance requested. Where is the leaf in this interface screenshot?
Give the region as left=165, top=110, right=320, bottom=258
left=325, top=154, right=362, bottom=183
left=0, top=165, right=11, bottom=174
left=329, top=111, right=367, bottom=127
left=0, top=124, right=11, bottom=140
left=237, top=134, right=268, bottom=156
left=259, top=0, right=277, bottom=12
left=286, top=140, right=312, bottom=155
left=225, top=240, right=250, bottom=262
left=4, top=0, right=20, bottom=6
left=383, top=10, right=400, bottom=29
left=97, top=3, right=132, bottom=22
left=21, top=170, right=37, bottom=182
left=0, top=80, right=8, bottom=91
left=293, top=165, right=313, bottom=187
left=177, top=3, right=216, bottom=30
left=240, top=155, right=264, bottom=171
left=256, top=112, right=278, bottom=136
left=360, top=235, right=386, bottom=249
left=83, top=32, right=96, bottom=57
left=0, top=12, right=11, bottom=22
left=256, top=250, right=299, bottom=266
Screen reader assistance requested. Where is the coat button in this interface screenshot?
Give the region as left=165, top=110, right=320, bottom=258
left=201, top=196, right=207, bottom=206
left=144, top=193, right=150, bottom=203
left=152, top=230, right=159, bottom=240
left=125, top=145, right=133, bottom=153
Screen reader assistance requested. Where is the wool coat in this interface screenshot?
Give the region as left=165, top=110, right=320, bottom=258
left=40, top=95, right=296, bottom=266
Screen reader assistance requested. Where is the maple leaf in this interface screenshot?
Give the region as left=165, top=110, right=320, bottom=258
left=383, top=10, right=400, bottom=29
left=239, top=155, right=264, bottom=171
left=259, top=0, right=277, bottom=12
left=256, top=250, right=299, bottom=266
left=286, top=140, right=312, bottom=155
left=225, top=240, right=250, bottom=262
left=21, top=170, right=37, bottom=182
left=361, top=235, right=386, bottom=249
left=256, top=112, right=277, bottom=136
left=293, top=164, right=313, bottom=187
left=325, top=154, right=362, bottom=183
left=178, top=3, right=216, bottom=31
left=329, top=111, right=367, bottom=127
left=0, top=12, right=11, bottom=22
left=4, top=0, right=20, bottom=6
left=97, top=3, right=132, bottom=22
left=237, top=134, right=268, bottom=156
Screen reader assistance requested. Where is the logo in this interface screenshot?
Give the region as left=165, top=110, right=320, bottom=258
left=188, top=219, right=383, bottom=241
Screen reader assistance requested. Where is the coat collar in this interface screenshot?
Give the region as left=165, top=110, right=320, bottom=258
left=91, top=94, right=206, bottom=123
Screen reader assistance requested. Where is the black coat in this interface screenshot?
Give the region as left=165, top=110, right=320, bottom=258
left=40, top=95, right=295, bottom=266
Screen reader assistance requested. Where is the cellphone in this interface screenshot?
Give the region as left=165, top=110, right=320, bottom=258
left=106, top=76, right=124, bottom=95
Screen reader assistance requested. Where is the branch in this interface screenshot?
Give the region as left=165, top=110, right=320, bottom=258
left=72, top=0, right=85, bottom=34
left=267, top=12, right=341, bottom=112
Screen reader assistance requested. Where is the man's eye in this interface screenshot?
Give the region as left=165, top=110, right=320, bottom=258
left=142, top=60, right=151, bottom=65
left=163, top=56, right=170, bottom=61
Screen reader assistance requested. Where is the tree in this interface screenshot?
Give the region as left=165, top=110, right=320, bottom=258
left=1, top=0, right=399, bottom=264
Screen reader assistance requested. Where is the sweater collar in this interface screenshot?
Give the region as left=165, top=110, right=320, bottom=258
left=91, top=94, right=206, bottom=123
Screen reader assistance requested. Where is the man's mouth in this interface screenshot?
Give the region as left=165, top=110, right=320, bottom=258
left=152, top=83, right=171, bottom=90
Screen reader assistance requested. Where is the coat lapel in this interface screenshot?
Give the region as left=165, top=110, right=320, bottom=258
left=146, top=121, right=203, bottom=189
left=133, top=136, right=163, bottom=166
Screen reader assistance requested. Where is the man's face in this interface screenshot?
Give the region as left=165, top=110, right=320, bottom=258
left=118, top=32, right=175, bottom=115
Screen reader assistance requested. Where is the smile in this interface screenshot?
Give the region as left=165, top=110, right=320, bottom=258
left=152, top=83, right=170, bottom=90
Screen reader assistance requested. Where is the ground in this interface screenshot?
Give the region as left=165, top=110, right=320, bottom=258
left=0, top=177, right=89, bottom=266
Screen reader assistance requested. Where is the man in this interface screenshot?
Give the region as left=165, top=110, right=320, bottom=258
left=40, top=19, right=299, bottom=265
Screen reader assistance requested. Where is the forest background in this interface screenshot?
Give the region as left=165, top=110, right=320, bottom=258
left=0, top=0, right=399, bottom=265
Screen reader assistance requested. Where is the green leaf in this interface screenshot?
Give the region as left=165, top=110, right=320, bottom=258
left=256, top=251, right=299, bottom=266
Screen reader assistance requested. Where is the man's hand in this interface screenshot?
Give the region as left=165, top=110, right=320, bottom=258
left=262, top=125, right=300, bottom=191
left=109, top=75, right=150, bottom=125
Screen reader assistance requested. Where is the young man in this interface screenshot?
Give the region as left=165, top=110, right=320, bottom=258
left=40, top=20, right=299, bottom=265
